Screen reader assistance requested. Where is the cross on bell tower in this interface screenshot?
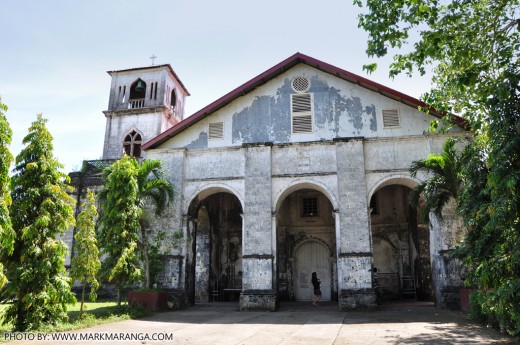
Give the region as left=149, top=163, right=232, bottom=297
left=150, top=54, right=157, bottom=66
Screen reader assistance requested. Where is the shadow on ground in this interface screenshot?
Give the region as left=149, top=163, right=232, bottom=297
left=134, top=300, right=518, bottom=344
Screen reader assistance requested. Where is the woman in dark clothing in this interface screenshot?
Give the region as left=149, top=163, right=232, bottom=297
left=311, top=272, right=322, bottom=306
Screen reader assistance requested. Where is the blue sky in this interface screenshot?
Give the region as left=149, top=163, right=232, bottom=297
left=1, top=0, right=433, bottom=172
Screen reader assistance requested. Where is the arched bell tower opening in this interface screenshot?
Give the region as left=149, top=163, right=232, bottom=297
left=275, top=185, right=337, bottom=303
left=186, top=189, right=243, bottom=304
left=369, top=180, right=433, bottom=302
left=170, top=89, right=177, bottom=108
left=129, top=79, right=146, bottom=108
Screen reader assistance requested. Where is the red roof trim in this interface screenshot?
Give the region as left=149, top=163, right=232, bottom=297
left=142, top=52, right=463, bottom=150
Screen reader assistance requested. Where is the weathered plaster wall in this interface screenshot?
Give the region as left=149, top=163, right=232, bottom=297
left=146, top=149, right=186, bottom=290
left=185, top=147, right=244, bottom=180
left=194, top=207, right=210, bottom=302
left=159, top=64, right=444, bottom=151
left=103, top=66, right=187, bottom=160
left=107, top=68, right=186, bottom=116
left=103, top=112, right=163, bottom=159
left=69, top=131, right=467, bottom=309
left=429, top=198, right=467, bottom=308
left=271, top=142, right=337, bottom=176
left=334, top=139, right=374, bottom=309
left=146, top=133, right=462, bottom=309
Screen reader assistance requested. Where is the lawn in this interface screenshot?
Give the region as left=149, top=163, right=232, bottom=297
left=0, top=299, right=150, bottom=339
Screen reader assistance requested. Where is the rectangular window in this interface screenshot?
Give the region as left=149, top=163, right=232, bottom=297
left=382, top=109, right=400, bottom=128
left=209, top=122, right=224, bottom=140
left=291, top=93, right=313, bottom=133
left=302, top=197, right=318, bottom=217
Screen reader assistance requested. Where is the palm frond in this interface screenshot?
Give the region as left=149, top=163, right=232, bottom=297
left=409, top=138, right=464, bottom=221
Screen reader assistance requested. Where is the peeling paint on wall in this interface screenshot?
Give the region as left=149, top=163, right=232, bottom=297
left=186, top=131, right=208, bottom=149
left=231, top=76, right=378, bottom=145
left=312, top=77, right=377, bottom=136
left=232, top=80, right=292, bottom=144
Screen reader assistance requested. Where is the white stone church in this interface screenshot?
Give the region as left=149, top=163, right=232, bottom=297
left=69, top=53, right=469, bottom=311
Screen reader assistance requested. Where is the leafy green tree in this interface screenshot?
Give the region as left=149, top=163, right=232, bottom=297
left=98, top=156, right=142, bottom=306
left=354, top=0, right=520, bottom=336
left=135, top=159, right=174, bottom=289
left=0, top=97, right=15, bottom=288
left=70, top=190, right=101, bottom=319
left=409, top=138, right=464, bottom=222
left=354, top=0, right=519, bottom=130
left=98, top=157, right=174, bottom=297
left=457, top=68, right=520, bottom=337
left=2, top=114, right=76, bottom=331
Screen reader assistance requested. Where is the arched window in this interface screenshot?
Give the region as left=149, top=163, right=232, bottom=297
left=123, top=130, right=142, bottom=158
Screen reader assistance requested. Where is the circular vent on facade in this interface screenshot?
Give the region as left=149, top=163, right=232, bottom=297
left=292, top=76, right=310, bottom=93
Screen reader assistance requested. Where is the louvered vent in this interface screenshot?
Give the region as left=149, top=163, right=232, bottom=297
left=291, top=93, right=313, bottom=133
left=209, top=122, right=224, bottom=139
left=382, top=109, right=400, bottom=128
left=292, top=76, right=310, bottom=93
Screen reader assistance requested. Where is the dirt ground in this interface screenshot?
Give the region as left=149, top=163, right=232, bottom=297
left=5, top=300, right=519, bottom=344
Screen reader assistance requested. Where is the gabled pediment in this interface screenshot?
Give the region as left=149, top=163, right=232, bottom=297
left=142, top=53, right=465, bottom=151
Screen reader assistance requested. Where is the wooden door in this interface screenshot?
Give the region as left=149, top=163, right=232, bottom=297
left=294, top=241, right=330, bottom=301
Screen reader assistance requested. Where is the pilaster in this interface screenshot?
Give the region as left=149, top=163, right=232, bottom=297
left=240, top=143, right=276, bottom=311
left=335, top=138, right=375, bottom=309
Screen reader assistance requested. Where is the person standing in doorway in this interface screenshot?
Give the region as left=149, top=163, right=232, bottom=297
left=371, top=267, right=381, bottom=305
left=311, top=272, right=322, bottom=306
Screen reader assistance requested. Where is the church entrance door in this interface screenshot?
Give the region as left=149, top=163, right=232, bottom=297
left=294, top=241, right=331, bottom=301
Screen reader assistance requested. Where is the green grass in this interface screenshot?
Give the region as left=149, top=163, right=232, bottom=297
left=0, top=299, right=151, bottom=339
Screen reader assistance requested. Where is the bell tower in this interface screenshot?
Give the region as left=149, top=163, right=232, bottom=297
left=102, top=64, right=189, bottom=160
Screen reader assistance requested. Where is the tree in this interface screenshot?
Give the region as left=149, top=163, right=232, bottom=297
left=2, top=114, right=76, bottom=331
left=457, top=68, right=520, bottom=337
left=409, top=138, right=464, bottom=222
left=135, top=159, right=174, bottom=289
left=98, top=157, right=174, bottom=299
left=354, top=0, right=520, bottom=336
left=98, top=156, right=142, bottom=306
left=70, top=190, right=101, bottom=319
left=354, top=0, right=519, bottom=130
left=0, top=97, right=15, bottom=288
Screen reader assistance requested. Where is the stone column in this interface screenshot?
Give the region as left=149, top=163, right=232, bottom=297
left=147, top=149, right=187, bottom=308
left=334, top=138, right=375, bottom=310
left=429, top=198, right=466, bottom=308
left=240, top=143, right=276, bottom=311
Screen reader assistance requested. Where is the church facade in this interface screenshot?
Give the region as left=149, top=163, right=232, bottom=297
left=69, top=53, right=469, bottom=311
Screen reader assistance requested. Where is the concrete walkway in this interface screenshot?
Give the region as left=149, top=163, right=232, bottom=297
left=6, top=301, right=519, bottom=344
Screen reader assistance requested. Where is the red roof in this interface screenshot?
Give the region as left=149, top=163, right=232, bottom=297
left=142, top=52, right=461, bottom=150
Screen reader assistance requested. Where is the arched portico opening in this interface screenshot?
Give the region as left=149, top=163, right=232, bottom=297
left=186, top=188, right=243, bottom=304
left=369, top=179, right=432, bottom=301
left=275, top=184, right=337, bottom=303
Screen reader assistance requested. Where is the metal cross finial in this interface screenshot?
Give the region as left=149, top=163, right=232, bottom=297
left=150, top=54, right=157, bottom=65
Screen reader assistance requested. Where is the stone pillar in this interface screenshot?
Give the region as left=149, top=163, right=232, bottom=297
left=194, top=218, right=210, bottom=303
left=240, top=143, right=276, bottom=311
left=334, top=138, right=375, bottom=310
left=147, top=149, right=186, bottom=307
left=429, top=198, right=466, bottom=308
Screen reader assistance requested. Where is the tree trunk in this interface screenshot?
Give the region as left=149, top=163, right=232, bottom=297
left=140, top=223, right=150, bottom=289
left=117, top=287, right=122, bottom=307
left=79, top=282, right=86, bottom=319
